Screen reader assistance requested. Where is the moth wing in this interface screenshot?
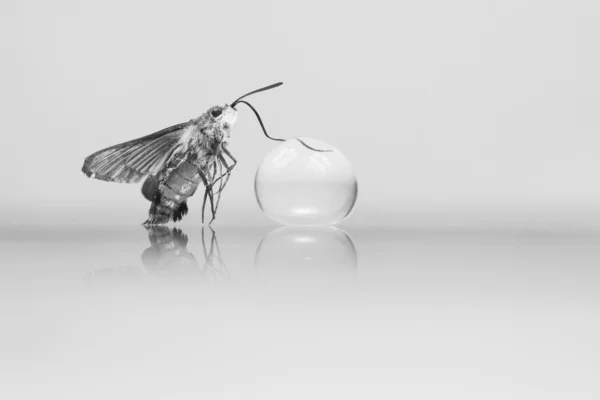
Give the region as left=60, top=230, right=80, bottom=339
left=82, top=123, right=189, bottom=183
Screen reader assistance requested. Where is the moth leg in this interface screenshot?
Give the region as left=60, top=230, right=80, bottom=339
left=204, top=157, right=229, bottom=217
left=207, top=187, right=216, bottom=224
left=209, top=149, right=238, bottom=222
left=214, top=155, right=231, bottom=195
left=200, top=179, right=208, bottom=224
left=205, top=167, right=217, bottom=224
left=202, top=189, right=208, bottom=224
left=211, top=148, right=237, bottom=193
left=222, top=146, right=237, bottom=162
left=205, top=162, right=220, bottom=224
left=197, top=149, right=237, bottom=224
left=198, top=169, right=216, bottom=225
left=213, top=159, right=225, bottom=215
left=222, top=147, right=238, bottom=179
left=220, top=147, right=237, bottom=193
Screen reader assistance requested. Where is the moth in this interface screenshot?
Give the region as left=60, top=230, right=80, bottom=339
left=82, top=82, right=325, bottom=225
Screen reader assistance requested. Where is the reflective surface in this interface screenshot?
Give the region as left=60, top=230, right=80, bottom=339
left=2, top=225, right=600, bottom=399
left=254, top=138, right=358, bottom=226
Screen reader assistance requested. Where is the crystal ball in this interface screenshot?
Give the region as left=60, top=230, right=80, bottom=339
left=254, top=137, right=358, bottom=226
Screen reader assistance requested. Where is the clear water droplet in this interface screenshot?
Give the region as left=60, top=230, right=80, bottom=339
left=255, top=137, right=358, bottom=226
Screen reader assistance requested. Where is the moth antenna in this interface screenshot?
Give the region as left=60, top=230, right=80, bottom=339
left=234, top=100, right=331, bottom=153
left=231, top=82, right=283, bottom=108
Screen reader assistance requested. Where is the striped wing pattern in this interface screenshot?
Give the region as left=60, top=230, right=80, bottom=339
left=82, top=123, right=188, bottom=183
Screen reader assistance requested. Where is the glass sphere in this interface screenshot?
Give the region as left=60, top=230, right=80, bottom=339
left=254, top=137, right=358, bottom=226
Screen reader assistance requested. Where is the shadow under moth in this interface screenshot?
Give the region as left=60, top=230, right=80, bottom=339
left=82, top=82, right=326, bottom=225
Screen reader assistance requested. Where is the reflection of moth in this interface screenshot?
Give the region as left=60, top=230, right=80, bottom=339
left=141, top=226, right=199, bottom=275
left=142, top=226, right=228, bottom=279
left=84, top=227, right=227, bottom=282
left=82, top=83, right=289, bottom=225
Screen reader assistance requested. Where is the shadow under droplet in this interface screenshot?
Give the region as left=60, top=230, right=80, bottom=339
left=254, top=226, right=358, bottom=279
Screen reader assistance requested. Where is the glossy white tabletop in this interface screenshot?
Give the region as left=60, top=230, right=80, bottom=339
left=1, top=225, right=599, bottom=399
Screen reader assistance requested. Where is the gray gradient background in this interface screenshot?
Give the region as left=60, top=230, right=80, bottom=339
left=3, top=1, right=600, bottom=399
left=3, top=0, right=597, bottom=228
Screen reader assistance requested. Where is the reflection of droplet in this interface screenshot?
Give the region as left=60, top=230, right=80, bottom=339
left=254, top=226, right=358, bottom=279
left=254, top=138, right=358, bottom=226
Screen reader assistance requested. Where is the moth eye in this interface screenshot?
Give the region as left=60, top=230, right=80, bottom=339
left=211, top=109, right=222, bottom=118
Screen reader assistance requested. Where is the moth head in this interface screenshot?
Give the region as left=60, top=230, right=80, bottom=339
left=209, top=105, right=237, bottom=130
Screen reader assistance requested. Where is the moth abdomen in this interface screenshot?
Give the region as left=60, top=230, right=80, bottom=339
left=144, top=158, right=203, bottom=225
